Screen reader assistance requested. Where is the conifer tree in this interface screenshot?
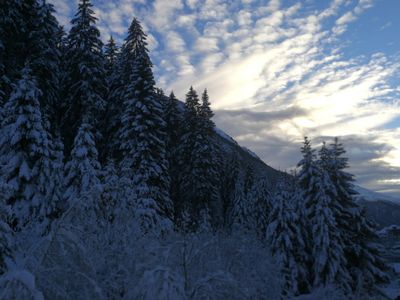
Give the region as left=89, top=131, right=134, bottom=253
left=165, top=92, right=182, bottom=222
left=221, top=152, right=241, bottom=227
left=104, top=36, right=119, bottom=81
left=195, top=89, right=221, bottom=226
left=105, top=18, right=148, bottom=161
left=99, top=160, right=120, bottom=224
left=0, top=202, right=12, bottom=275
left=0, top=0, right=33, bottom=104
left=178, top=87, right=201, bottom=225
left=309, top=169, right=350, bottom=290
left=30, top=1, right=61, bottom=132
left=0, top=67, right=54, bottom=229
left=61, top=0, right=107, bottom=154
left=249, top=178, right=270, bottom=237
left=297, top=137, right=350, bottom=291
left=179, top=88, right=221, bottom=229
left=326, top=138, right=389, bottom=292
left=64, top=122, right=102, bottom=217
left=267, top=180, right=305, bottom=297
left=119, top=45, right=172, bottom=234
left=0, top=1, right=61, bottom=130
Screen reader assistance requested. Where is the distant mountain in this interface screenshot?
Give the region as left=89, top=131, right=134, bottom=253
left=214, top=126, right=400, bottom=229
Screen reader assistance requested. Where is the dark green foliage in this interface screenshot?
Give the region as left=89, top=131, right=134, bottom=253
left=61, top=0, right=107, bottom=154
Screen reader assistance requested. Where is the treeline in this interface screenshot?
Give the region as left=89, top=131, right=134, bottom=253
left=0, top=0, right=390, bottom=298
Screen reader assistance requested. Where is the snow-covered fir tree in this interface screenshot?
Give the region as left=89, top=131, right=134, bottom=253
left=0, top=1, right=60, bottom=130
left=104, top=18, right=148, bottom=162
left=267, top=179, right=306, bottom=297
left=0, top=0, right=34, bottom=104
left=297, top=137, right=351, bottom=292
left=104, top=36, right=119, bottom=82
left=249, top=178, right=271, bottom=237
left=165, top=92, right=182, bottom=223
left=99, top=160, right=120, bottom=224
left=0, top=67, right=55, bottom=230
left=61, top=0, right=107, bottom=154
left=325, top=138, right=389, bottom=292
left=178, top=87, right=201, bottom=227
left=0, top=203, right=12, bottom=275
left=195, top=89, right=221, bottom=227
left=119, top=45, right=172, bottom=235
left=30, top=1, right=61, bottom=133
left=221, top=151, right=241, bottom=227
left=179, top=88, right=221, bottom=229
left=230, top=166, right=255, bottom=233
left=64, top=122, right=101, bottom=213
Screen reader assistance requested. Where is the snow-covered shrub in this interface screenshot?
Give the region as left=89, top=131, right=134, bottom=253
left=0, top=268, right=44, bottom=300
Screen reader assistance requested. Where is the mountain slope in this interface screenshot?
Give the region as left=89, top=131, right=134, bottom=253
left=214, top=126, right=400, bottom=229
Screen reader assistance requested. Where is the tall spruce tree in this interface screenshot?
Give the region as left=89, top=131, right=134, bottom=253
left=30, top=1, right=61, bottom=133
left=0, top=67, right=54, bottom=230
left=249, top=178, right=271, bottom=237
left=178, top=87, right=201, bottom=227
left=64, top=122, right=102, bottom=218
left=0, top=0, right=33, bottom=105
left=105, top=18, right=148, bottom=162
left=165, top=92, right=182, bottom=223
left=326, top=138, right=389, bottom=292
left=0, top=200, right=12, bottom=275
left=221, top=152, right=241, bottom=227
left=104, top=36, right=118, bottom=81
left=119, top=40, right=172, bottom=234
left=179, top=88, right=221, bottom=229
left=267, top=180, right=306, bottom=297
left=61, top=0, right=107, bottom=154
left=297, top=137, right=350, bottom=292
left=196, top=89, right=221, bottom=226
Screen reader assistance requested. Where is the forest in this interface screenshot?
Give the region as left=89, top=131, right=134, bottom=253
left=0, top=0, right=392, bottom=299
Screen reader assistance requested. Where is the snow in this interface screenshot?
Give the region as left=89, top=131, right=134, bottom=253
left=214, top=128, right=238, bottom=145
left=242, top=146, right=261, bottom=160
left=0, top=269, right=44, bottom=300
left=394, top=263, right=400, bottom=273
left=354, top=185, right=399, bottom=203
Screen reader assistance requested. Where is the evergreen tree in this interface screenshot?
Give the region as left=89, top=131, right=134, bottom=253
left=243, top=164, right=254, bottom=197
left=179, top=88, right=221, bottom=229
left=64, top=122, right=102, bottom=217
left=104, top=36, right=119, bottom=81
left=297, top=137, right=350, bottom=291
left=221, top=151, right=241, bottom=227
left=249, top=178, right=270, bottom=237
left=178, top=87, right=201, bottom=227
left=0, top=67, right=54, bottom=230
left=105, top=18, right=148, bottom=162
left=30, top=0, right=61, bottom=133
left=326, top=138, right=389, bottom=292
left=0, top=0, right=34, bottom=104
left=230, top=176, right=250, bottom=232
left=267, top=180, right=305, bottom=297
left=0, top=1, right=61, bottom=130
left=195, top=89, right=221, bottom=227
left=165, top=92, right=182, bottom=223
left=309, top=169, right=350, bottom=290
left=0, top=202, right=12, bottom=275
left=61, top=0, right=107, bottom=154
left=119, top=45, right=172, bottom=234
left=99, top=160, right=120, bottom=224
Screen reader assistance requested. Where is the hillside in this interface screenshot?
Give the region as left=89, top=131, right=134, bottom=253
left=215, top=128, right=400, bottom=229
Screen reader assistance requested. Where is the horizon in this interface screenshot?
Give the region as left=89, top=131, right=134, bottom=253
left=50, top=0, right=400, bottom=198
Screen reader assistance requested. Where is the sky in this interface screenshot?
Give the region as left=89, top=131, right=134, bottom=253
left=49, top=0, right=400, bottom=198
